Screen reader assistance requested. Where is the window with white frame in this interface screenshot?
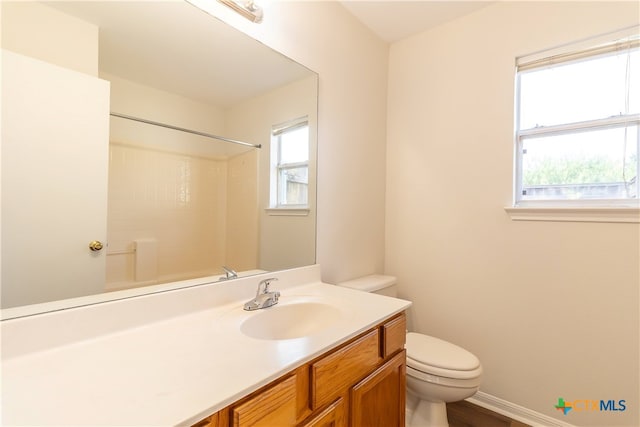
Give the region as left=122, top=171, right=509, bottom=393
left=514, top=28, right=639, bottom=206
left=270, top=117, right=309, bottom=208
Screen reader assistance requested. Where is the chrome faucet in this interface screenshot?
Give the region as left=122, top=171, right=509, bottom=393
left=244, top=278, right=280, bottom=311
left=220, top=266, right=238, bottom=281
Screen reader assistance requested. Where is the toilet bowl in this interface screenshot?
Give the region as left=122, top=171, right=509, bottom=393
left=405, top=332, right=482, bottom=427
left=337, top=275, right=483, bottom=427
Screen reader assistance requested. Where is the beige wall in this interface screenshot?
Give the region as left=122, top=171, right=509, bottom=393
left=386, top=2, right=639, bottom=426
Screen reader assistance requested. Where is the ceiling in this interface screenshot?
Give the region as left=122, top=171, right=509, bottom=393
left=338, top=1, right=494, bottom=43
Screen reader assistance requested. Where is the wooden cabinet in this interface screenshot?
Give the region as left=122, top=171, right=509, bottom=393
left=193, top=312, right=406, bottom=427
left=351, top=351, right=406, bottom=427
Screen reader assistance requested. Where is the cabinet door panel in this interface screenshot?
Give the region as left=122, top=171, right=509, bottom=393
left=351, top=350, right=406, bottom=427
left=232, top=375, right=297, bottom=427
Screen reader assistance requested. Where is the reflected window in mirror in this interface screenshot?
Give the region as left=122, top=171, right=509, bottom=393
left=271, top=117, right=310, bottom=208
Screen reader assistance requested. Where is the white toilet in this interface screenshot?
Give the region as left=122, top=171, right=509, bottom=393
left=337, top=275, right=483, bottom=427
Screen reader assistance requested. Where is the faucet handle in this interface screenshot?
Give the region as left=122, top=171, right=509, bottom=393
left=257, top=277, right=278, bottom=295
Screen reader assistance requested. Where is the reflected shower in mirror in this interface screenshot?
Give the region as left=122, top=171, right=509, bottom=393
left=0, top=0, right=318, bottom=317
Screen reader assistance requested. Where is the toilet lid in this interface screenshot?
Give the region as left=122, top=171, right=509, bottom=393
left=406, top=332, right=480, bottom=372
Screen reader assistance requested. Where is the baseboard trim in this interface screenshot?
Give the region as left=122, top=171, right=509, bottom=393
left=467, top=391, right=576, bottom=427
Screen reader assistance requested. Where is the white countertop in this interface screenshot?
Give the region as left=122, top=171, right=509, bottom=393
left=1, top=266, right=410, bottom=426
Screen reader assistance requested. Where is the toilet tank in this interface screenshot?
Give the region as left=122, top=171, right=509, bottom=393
left=337, top=274, right=398, bottom=297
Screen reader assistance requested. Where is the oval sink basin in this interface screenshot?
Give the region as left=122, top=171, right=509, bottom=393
left=240, top=301, right=343, bottom=340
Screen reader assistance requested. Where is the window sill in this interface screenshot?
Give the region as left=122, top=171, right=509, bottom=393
left=504, top=206, right=640, bottom=223
left=265, top=207, right=310, bottom=216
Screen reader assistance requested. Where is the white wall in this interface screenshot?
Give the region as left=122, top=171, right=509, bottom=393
left=191, top=0, right=390, bottom=283
left=386, top=2, right=639, bottom=426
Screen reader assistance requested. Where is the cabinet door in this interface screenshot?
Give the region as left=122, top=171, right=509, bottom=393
left=350, top=350, right=406, bottom=427
left=232, top=375, right=297, bottom=427
left=299, top=398, right=346, bottom=427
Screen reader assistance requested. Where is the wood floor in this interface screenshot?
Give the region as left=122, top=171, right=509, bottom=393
left=447, top=400, right=531, bottom=427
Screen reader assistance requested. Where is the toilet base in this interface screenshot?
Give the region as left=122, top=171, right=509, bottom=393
left=406, top=393, right=449, bottom=427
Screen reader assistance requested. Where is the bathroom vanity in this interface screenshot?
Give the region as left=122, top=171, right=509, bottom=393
left=0, top=265, right=411, bottom=426
left=193, top=312, right=407, bottom=427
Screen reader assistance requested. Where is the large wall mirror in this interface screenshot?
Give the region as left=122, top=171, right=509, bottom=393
left=1, top=1, right=318, bottom=319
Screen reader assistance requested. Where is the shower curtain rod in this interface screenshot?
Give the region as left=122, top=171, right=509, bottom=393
left=110, top=112, right=261, bottom=149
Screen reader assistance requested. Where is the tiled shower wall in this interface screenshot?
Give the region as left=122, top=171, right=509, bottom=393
left=106, top=143, right=229, bottom=290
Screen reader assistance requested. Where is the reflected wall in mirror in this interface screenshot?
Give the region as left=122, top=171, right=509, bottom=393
left=1, top=1, right=318, bottom=317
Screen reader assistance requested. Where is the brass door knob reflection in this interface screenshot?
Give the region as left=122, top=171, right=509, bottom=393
left=89, top=240, right=104, bottom=252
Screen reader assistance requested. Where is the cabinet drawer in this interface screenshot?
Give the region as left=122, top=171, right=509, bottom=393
left=231, top=375, right=297, bottom=427
left=310, top=329, right=381, bottom=409
left=382, top=313, right=406, bottom=358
